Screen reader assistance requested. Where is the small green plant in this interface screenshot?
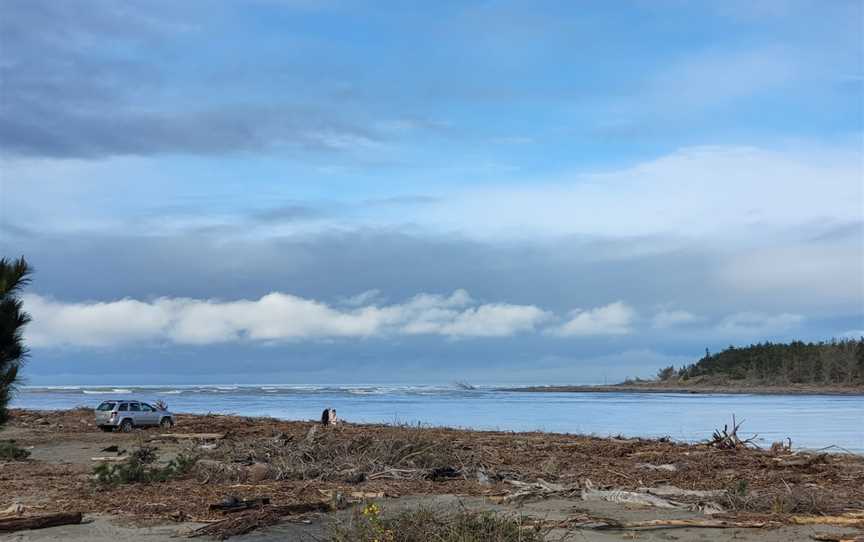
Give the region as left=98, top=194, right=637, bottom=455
left=0, top=439, right=30, bottom=460
left=330, top=504, right=545, bottom=542
left=93, top=445, right=197, bottom=485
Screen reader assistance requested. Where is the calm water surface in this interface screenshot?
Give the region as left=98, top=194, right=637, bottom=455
left=12, top=385, right=864, bottom=453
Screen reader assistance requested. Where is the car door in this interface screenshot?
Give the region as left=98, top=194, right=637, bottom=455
left=128, top=402, right=143, bottom=425
left=140, top=403, right=159, bottom=426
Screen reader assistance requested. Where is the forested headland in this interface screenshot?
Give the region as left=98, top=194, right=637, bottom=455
left=654, top=338, right=864, bottom=387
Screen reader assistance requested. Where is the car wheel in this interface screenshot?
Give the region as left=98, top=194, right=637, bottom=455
left=159, top=417, right=173, bottom=429
left=119, top=419, right=134, bottom=433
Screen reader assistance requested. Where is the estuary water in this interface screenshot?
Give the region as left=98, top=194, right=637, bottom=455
left=12, top=384, right=864, bottom=453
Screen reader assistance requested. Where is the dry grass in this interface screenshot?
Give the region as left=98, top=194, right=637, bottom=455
left=199, top=423, right=473, bottom=483
left=329, top=504, right=546, bottom=542
left=723, top=479, right=825, bottom=515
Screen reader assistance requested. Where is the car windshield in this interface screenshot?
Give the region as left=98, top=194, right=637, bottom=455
left=96, top=402, right=116, bottom=411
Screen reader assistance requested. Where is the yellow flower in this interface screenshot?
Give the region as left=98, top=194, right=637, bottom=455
left=362, top=503, right=381, bottom=517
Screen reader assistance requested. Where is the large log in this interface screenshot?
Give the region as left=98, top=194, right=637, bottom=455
left=209, top=496, right=271, bottom=513
left=153, top=433, right=225, bottom=440
left=592, top=518, right=767, bottom=530
left=0, top=512, right=83, bottom=533
left=791, top=515, right=864, bottom=527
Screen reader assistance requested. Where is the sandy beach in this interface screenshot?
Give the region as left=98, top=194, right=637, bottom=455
left=1, top=408, right=863, bottom=541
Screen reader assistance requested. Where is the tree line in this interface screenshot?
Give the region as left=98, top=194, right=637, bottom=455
left=656, top=339, right=864, bottom=386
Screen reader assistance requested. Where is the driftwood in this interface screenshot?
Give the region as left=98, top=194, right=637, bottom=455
left=491, top=479, right=577, bottom=503
left=268, top=501, right=333, bottom=515
left=637, top=463, right=677, bottom=472
left=579, top=481, right=726, bottom=514
left=190, top=500, right=335, bottom=539
left=153, top=433, right=225, bottom=440
left=582, top=487, right=683, bottom=508
left=707, top=415, right=759, bottom=450
left=810, top=533, right=864, bottom=542
left=209, top=496, right=271, bottom=513
left=0, top=504, right=24, bottom=518
left=791, top=515, right=864, bottom=527
left=773, top=453, right=829, bottom=468
left=0, top=512, right=83, bottom=533
left=91, top=456, right=127, bottom=462
left=585, top=518, right=767, bottom=530
left=640, top=486, right=725, bottom=498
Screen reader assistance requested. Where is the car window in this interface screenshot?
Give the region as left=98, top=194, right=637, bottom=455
left=96, top=402, right=116, bottom=411
left=130, top=403, right=141, bottom=411
left=118, top=403, right=128, bottom=411
left=140, top=403, right=154, bottom=412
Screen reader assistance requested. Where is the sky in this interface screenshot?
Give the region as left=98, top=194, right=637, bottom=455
left=1, top=0, right=862, bottom=385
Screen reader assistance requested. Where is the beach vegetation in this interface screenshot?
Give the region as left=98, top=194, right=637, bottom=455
left=0, top=257, right=32, bottom=427
left=93, top=444, right=198, bottom=485
left=656, top=365, right=676, bottom=381
left=330, top=505, right=546, bottom=542
left=0, top=439, right=30, bottom=460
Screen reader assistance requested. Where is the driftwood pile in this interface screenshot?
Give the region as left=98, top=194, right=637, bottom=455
left=194, top=423, right=470, bottom=484
left=190, top=494, right=343, bottom=539
left=707, top=415, right=759, bottom=450
left=0, top=511, right=83, bottom=534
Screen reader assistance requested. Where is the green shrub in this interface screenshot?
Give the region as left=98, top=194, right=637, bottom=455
left=0, top=440, right=30, bottom=460
left=93, top=445, right=197, bottom=485
left=330, top=504, right=545, bottom=542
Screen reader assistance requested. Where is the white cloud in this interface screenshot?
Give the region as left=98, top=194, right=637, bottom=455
left=23, top=296, right=173, bottom=347
left=339, top=289, right=383, bottom=307
left=716, top=312, right=804, bottom=337
left=418, top=144, right=862, bottom=240
left=551, top=301, right=636, bottom=337
left=22, top=290, right=551, bottom=348
left=652, top=309, right=700, bottom=329
left=401, top=303, right=550, bottom=337
left=9, top=143, right=860, bottom=246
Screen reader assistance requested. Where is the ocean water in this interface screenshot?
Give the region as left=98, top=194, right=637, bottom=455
left=11, top=385, right=864, bottom=453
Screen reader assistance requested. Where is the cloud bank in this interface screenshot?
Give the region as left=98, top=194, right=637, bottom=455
left=23, top=290, right=553, bottom=347
left=23, top=291, right=810, bottom=350
left=551, top=302, right=636, bottom=337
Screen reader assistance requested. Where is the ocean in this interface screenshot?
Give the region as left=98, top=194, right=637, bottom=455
left=12, top=384, right=864, bottom=453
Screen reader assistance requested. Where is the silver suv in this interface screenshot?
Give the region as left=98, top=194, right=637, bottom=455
left=94, top=400, right=175, bottom=432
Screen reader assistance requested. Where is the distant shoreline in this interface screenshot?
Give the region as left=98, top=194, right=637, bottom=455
left=498, top=384, right=864, bottom=395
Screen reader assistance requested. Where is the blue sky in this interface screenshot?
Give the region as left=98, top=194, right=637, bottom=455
left=0, top=0, right=862, bottom=384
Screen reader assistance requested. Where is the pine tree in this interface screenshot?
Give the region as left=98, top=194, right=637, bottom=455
left=856, top=339, right=864, bottom=382
left=0, top=257, right=32, bottom=426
